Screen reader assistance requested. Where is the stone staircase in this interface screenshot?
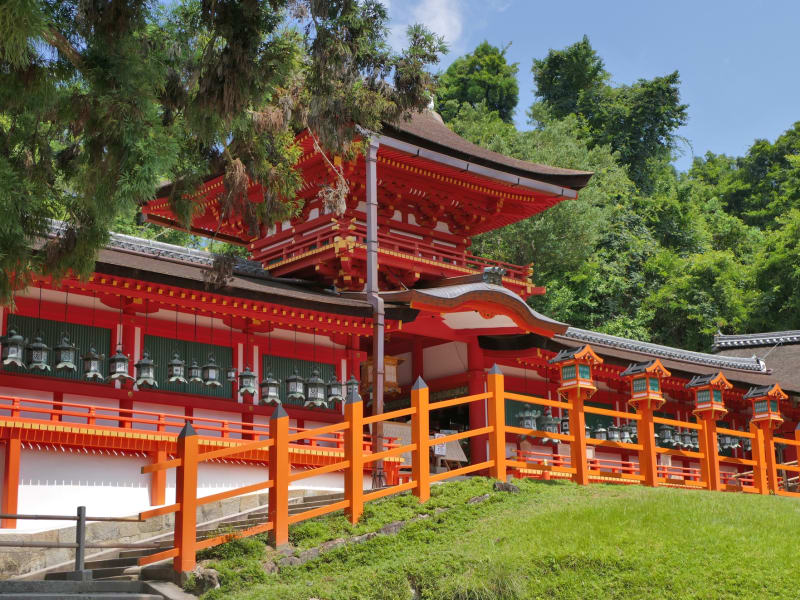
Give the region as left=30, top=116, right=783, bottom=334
left=0, top=492, right=345, bottom=599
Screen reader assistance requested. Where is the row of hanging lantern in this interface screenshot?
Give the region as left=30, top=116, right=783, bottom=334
left=1, top=329, right=354, bottom=408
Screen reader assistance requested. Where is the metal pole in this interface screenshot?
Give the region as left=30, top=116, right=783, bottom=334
left=74, top=505, right=86, bottom=573
left=365, top=138, right=385, bottom=489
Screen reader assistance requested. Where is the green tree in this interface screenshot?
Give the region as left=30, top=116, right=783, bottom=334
left=0, top=0, right=445, bottom=304
left=531, top=35, right=607, bottom=120
left=750, top=209, right=800, bottom=331
left=436, top=41, right=518, bottom=123
left=531, top=37, right=688, bottom=192
left=688, top=124, right=800, bottom=229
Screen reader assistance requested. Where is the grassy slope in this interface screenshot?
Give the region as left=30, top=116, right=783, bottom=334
left=199, top=478, right=800, bottom=599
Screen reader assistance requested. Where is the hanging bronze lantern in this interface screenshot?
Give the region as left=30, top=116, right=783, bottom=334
left=1, top=329, right=26, bottom=368
left=345, top=374, right=359, bottom=400
left=202, top=354, right=222, bottom=387
left=226, top=365, right=238, bottom=383
left=54, top=333, right=78, bottom=372
left=286, top=369, right=306, bottom=403
left=167, top=352, right=187, bottom=384
left=26, top=334, right=51, bottom=372
left=592, top=425, right=608, bottom=441
left=135, top=350, right=158, bottom=388
left=658, top=424, right=675, bottom=447
left=607, top=424, right=621, bottom=443
left=260, top=372, right=281, bottom=406
left=188, top=359, right=203, bottom=383
left=108, top=345, right=134, bottom=381
left=238, top=366, right=257, bottom=397
left=560, top=414, right=570, bottom=438
left=326, top=376, right=344, bottom=405
left=305, top=369, right=327, bottom=408
left=82, top=347, right=104, bottom=381
left=681, top=428, right=692, bottom=448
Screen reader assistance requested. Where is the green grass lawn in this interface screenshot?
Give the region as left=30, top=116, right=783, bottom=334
left=197, top=478, right=800, bottom=599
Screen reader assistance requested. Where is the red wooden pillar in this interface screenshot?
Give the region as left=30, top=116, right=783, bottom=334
left=51, top=391, right=63, bottom=423
left=467, top=340, right=487, bottom=464
left=1, top=430, right=21, bottom=528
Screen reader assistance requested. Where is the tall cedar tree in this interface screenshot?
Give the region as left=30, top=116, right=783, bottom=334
left=0, top=0, right=445, bottom=304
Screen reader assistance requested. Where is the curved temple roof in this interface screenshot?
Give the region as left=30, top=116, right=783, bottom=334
left=385, top=110, right=593, bottom=191
left=378, top=282, right=568, bottom=337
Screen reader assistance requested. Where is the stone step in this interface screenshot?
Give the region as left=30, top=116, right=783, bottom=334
left=0, top=594, right=162, bottom=599
left=84, top=558, right=140, bottom=570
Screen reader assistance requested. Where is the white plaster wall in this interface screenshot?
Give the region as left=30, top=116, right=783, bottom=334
left=0, top=448, right=354, bottom=534
left=422, top=342, right=468, bottom=381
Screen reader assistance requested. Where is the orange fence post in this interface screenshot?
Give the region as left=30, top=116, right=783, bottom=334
left=636, top=407, right=658, bottom=487
left=752, top=422, right=779, bottom=493
left=149, top=443, right=167, bottom=507
left=268, top=405, right=290, bottom=547
left=750, top=422, right=768, bottom=494
left=567, top=389, right=589, bottom=486
left=486, top=365, right=507, bottom=481
left=411, top=377, right=430, bottom=503
left=173, top=423, right=199, bottom=573
left=344, top=387, right=364, bottom=524
left=1, top=430, right=21, bottom=529
left=697, top=418, right=721, bottom=491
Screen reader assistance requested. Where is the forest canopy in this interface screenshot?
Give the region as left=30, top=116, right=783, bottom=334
left=448, top=38, right=799, bottom=352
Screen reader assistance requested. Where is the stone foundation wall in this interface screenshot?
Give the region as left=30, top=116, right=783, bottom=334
left=0, top=489, right=318, bottom=580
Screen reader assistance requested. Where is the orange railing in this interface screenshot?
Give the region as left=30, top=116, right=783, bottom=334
left=0, top=394, right=393, bottom=453
left=137, top=369, right=507, bottom=573
left=2, top=365, right=792, bottom=573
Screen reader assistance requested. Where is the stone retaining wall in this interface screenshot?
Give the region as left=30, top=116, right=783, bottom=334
left=0, top=489, right=318, bottom=579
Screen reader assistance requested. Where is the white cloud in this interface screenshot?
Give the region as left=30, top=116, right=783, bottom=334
left=387, top=0, right=464, bottom=51
left=412, top=0, right=463, bottom=46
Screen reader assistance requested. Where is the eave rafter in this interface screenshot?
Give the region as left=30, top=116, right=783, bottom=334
left=28, top=274, right=399, bottom=337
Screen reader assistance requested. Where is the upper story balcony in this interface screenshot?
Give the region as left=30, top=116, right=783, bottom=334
left=249, top=213, right=541, bottom=299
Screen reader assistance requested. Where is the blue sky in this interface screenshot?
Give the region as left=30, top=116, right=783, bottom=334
left=386, top=0, right=800, bottom=172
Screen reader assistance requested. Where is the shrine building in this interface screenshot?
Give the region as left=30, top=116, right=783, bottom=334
left=1, top=110, right=798, bottom=574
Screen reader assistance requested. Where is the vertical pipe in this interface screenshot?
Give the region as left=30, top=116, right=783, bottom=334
left=74, top=506, right=86, bottom=573
left=365, top=139, right=385, bottom=485
left=467, top=340, right=487, bottom=464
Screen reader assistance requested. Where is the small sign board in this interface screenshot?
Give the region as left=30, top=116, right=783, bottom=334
left=433, top=432, right=447, bottom=456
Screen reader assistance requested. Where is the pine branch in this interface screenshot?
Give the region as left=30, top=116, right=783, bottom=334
left=42, top=27, right=84, bottom=72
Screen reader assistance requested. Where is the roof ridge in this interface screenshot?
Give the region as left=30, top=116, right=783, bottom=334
left=46, top=219, right=265, bottom=277
left=561, top=327, right=767, bottom=373
left=713, top=330, right=800, bottom=349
